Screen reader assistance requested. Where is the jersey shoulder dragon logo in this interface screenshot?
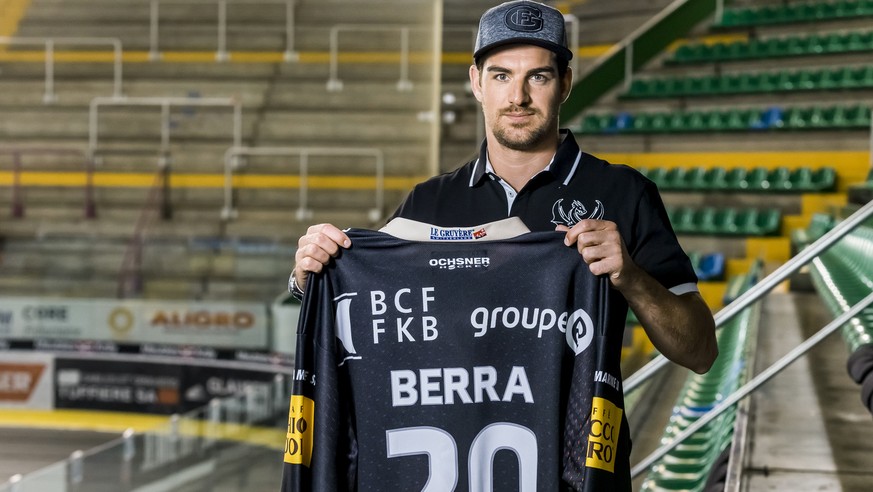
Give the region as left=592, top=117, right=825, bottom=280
left=550, top=198, right=604, bottom=227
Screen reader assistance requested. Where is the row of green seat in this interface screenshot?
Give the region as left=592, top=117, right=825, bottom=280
left=716, top=0, right=873, bottom=28
left=641, top=267, right=760, bottom=491
left=669, top=31, right=873, bottom=64
left=799, top=215, right=873, bottom=415
left=666, top=206, right=782, bottom=236
left=800, top=216, right=873, bottom=352
left=640, top=166, right=836, bottom=193
left=578, top=105, right=872, bottom=134
left=624, top=65, right=873, bottom=99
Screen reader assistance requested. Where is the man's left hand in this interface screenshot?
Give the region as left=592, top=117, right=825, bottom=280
left=557, top=219, right=640, bottom=289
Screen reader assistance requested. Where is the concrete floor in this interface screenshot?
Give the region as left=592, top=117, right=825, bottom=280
left=743, top=292, right=873, bottom=492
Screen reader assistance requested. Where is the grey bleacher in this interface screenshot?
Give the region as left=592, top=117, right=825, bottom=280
left=0, top=0, right=439, bottom=300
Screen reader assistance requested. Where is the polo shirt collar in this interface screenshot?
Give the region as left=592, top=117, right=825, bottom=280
left=468, top=129, right=582, bottom=188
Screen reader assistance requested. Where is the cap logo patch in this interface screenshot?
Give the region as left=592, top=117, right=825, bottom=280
left=505, top=5, right=543, bottom=32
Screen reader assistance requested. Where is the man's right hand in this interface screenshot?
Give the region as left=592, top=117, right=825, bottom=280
left=292, top=223, right=351, bottom=292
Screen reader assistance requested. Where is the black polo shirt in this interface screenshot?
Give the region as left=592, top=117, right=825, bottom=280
left=393, top=129, right=698, bottom=296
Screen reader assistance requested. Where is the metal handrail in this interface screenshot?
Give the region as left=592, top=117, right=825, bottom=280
left=88, top=96, right=243, bottom=165
left=0, top=36, right=123, bottom=102
left=632, top=288, right=873, bottom=478
left=327, top=24, right=421, bottom=92
left=625, top=198, right=873, bottom=393
left=149, top=0, right=298, bottom=62
left=221, top=146, right=385, bottom=222
left=0, top=148, right=96, bottom=219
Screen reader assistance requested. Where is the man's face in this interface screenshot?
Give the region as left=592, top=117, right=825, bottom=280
left=470, top=44, right=571, bottom=152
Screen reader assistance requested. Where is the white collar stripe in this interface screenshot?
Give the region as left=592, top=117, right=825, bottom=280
left=468, top=158, right=480, bottom=187
left=563, top=150, right=582, bottom=186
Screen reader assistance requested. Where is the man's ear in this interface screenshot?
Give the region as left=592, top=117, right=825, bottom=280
left=469, top=64, right=483, bottom=102
left=561, top=66, right=573, bottom=103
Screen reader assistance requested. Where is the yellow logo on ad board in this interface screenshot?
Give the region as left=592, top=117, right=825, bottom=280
left=585, top=396, right=622, bottom=473
left=284, top=395, right=314, bottom=467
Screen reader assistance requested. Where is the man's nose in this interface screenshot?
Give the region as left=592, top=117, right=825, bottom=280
left=508, top=80, right=531, bottom=106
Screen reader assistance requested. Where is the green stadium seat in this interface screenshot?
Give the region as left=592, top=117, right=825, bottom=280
left=715, top=208, right=740, bottom=235
left=722, top=168, right=747, bottom=190
left=812, top=168, right=837, bottom=191
left=704, top=111, right=728, bottom=131
left=824, top=32, right=847, bottom=53
left=848, top=31, right=873, bottom=51
left=789, top=167, right=813, bottom=191
left=631, top=113, right=653, bottom=132
left=756, top=209, right=782, bottom=235
left=671, top=207, right=696, bottom=234
left=665, top=167, right=688, bottom=190
left=768, top=167, right=793, bottom=191
left=746, top=167, right=770, bottom=191
left=647, top=167, right=669, bottom=189
left=685, top=167, right=708, bottom=190
left=704, top=167, right=727, bottom=189
left=785, top=35, right=808, bottom=55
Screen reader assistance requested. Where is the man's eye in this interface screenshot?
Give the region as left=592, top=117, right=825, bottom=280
left=495, top=73, right=509, bottom=81
left=531, top=74, right=547, bottom=82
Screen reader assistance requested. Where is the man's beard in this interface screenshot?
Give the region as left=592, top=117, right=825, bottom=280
left=490, top=107, right=557, bottom=151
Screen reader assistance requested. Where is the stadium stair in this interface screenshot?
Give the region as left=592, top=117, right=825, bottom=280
left=640, top=264, right=761, bottom=491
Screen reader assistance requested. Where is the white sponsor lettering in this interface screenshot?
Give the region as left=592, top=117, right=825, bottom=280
left=470, top=306, right=559, bottom=338
left=594, top=370, right=621, bottom=392
left=371, top=288, right=438, bottom=344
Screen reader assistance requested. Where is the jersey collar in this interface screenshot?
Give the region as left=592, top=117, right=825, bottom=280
left=468, top=129, right=582, bottom=188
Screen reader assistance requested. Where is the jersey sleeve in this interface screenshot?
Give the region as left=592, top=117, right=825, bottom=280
left=627, top=180, right=698, bottom=294
left=281, top=273, right=356, bottom=491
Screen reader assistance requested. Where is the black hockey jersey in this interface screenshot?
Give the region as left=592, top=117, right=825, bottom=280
left=281, top=218, right=631, bottom=491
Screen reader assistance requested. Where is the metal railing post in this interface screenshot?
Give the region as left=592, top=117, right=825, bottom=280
left=715, top=0, right=725, bottom=25
left=216, top=0, right=229, bottom=62
left=233, top=98, right=242, bottom=148
left=112, top=39, right=123, bottom=98
left=122, top=428, right=136, bottom=461
left=373, top=151, right=385, bottom=222
left=296, top=152, right=311, bottom=221
left=624, top=198, right=873, bottom=393
left=397, top=27, right=413, bottom=91
left=88, top=100, right=99, bottom=162
left=150, top=0, right=160, bottom=60
left=564, top=14, right=579, bottom=77
left=69, top=450, right=84, bottom=484
left=222, top=149, right=238, bottom=220
left=43, top=39, right=56, bottom=104
left=327, top=27, right=342, bottom=91
left=631, top=289, right=873, bottom=478
left=159, top=101, right=171, bottom=167
left=284, top=0, right=298, bottom=61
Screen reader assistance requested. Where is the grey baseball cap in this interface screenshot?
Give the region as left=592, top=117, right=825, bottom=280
left=473, top=1, right=573, bottom=63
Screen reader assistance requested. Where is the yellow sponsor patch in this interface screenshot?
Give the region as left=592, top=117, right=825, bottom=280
left=585, top=397, right=623, bottom=473
left=283, top=395, right=314, bottom=466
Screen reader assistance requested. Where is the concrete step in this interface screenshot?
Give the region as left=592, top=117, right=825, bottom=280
left=25, top=0, right=433, bottom=25
left=258, top=110, right=430, bottom=142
